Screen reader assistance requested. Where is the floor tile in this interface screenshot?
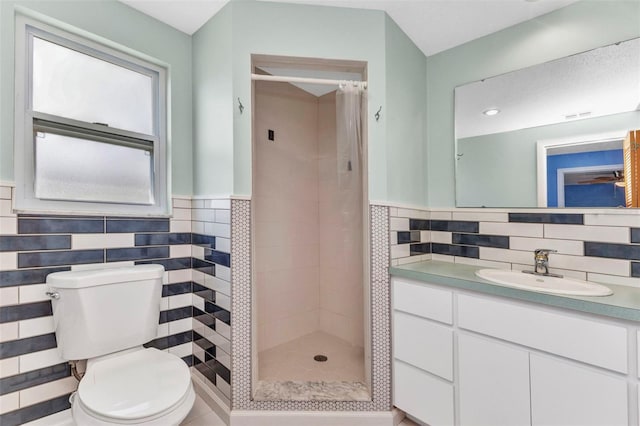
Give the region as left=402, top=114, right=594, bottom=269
left=181, top=408, right=226, bottom=426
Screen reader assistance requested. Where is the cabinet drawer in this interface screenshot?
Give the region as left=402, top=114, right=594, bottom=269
left=458, top=294, right=627, bottom=373
left=394, top=311, right=453, bottom=380
left=393, top=278, right=453, bottom=324
left=394, top=360, right=454, bottom=426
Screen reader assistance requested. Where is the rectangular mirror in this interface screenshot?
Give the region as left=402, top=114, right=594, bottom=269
left=455, top=38, right=640, bottom=208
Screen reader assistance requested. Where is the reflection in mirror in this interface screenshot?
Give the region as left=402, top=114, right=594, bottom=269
left=455, top=38, right=640, bottom=208
left=536, top=132, right=624, bottom=208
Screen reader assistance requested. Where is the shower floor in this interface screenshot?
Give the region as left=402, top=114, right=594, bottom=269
left=255, top=331, right=368, bottom=401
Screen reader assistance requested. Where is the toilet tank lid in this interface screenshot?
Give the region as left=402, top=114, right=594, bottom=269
left=46, top=265, right=164, bottom=289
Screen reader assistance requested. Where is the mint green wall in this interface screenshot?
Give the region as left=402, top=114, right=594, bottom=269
left=0, top=0, right=193, bottom=195
left=384, top=15, right=428, bottom=206
left=4, top=0, right=636, bottom=206
left=193, top=1, right=427, bottom=204
left=230, top=1, right=387, bottom=199
left=3, top=0, right=428, bottom=202
left=192, top=5, right=234, bottom=197
left=457, top=111, right=640, bottom=207
left=426, top=0, right=640, bottom=207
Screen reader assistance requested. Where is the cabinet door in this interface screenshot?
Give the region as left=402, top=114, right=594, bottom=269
left=458, top=333, right=531, bottom=426
left=530, top=354, right=628, bottom=426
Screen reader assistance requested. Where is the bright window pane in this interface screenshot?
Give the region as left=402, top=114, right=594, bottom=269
left=32, top=37, right=154, bottom=135
left=35, top=133, right=153, bottom=204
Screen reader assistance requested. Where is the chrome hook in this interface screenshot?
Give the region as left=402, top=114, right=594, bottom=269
left=375, top=106, right=382, bottom=122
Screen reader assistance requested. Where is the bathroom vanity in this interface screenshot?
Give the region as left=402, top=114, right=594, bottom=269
left=390, top=261, right=640, bottom=426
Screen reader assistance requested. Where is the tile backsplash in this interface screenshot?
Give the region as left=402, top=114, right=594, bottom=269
left=390, top=207, right=640, bottom=287
left=0, top=185, right=232, bottom=425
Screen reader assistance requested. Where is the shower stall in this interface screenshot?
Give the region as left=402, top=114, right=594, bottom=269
left=251, top=56, right=369, bottom=400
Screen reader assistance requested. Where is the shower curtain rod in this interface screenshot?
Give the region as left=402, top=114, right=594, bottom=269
left=251, top=73, right=367, bottom=89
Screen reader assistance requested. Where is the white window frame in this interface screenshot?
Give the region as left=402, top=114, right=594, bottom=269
left=14, top=15, right=170, bottom=216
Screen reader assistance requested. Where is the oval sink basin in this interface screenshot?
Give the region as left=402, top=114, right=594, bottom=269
left=475, top=269, right=613, bottom=296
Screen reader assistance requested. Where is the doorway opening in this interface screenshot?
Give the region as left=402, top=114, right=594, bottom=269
left=250, top=55, right=370, bottom=401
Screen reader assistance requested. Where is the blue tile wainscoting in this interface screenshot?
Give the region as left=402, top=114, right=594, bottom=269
left=4, top=181, right=640, bottom=424
left=0, top=186, right=233, bottom=425
left=184, top=198, right=233, bottom=407
left=390, top=207, right=640, bottom=285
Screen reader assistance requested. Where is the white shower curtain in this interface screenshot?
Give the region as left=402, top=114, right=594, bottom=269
left=336, top=82, right=366, bottom=269
left=336, top=82, right=365, bottom=182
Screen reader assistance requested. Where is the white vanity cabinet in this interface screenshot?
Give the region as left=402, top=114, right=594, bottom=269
left=391, top=276, right=637, bottom=426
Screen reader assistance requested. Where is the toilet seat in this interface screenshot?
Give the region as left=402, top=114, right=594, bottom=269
left=73, top=348, right=194, bottom=425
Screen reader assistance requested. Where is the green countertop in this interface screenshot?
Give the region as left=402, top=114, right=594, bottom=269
left=389, top=261, right=640, bottom=323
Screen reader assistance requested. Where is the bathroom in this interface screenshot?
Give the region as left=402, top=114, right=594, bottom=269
left=0, top=0, right=639, bottom=425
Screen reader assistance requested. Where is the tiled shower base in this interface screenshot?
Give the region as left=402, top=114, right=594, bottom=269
left=255, top=331, right=369, bottom=401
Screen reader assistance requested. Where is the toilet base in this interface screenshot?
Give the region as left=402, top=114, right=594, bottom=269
left=71, top=383, right=195, bottom=425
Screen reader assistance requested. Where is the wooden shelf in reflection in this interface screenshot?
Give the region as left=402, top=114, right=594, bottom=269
left=624, top=130, right=640, bottom=207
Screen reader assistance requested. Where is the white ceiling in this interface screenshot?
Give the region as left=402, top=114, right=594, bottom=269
left=119, top=0, right=229, bottom=37
left=119, top=0, right=579, bottom=57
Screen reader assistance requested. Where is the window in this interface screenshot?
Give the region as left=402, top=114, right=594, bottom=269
left=14, top=16, right=169, bottom=215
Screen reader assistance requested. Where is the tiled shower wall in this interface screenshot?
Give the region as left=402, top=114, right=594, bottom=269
left=253, top=80, right=322, bottom=352
left=0, top=185, right=232, bottom=425
left=390, top=207, right=640, bottom=286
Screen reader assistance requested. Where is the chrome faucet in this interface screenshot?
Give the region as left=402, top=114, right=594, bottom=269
left=534, top=248, right=555, bottom=274
left=523, top=249, right=563, bottom=278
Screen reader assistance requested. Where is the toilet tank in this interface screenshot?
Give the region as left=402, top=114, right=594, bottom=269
left=46, top=265, right=164, bottom=360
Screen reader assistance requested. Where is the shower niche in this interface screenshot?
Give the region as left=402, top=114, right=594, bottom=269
left=251, top=55, right=370, bottom=401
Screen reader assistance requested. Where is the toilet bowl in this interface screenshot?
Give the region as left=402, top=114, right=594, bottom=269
left=46, top=265, right=195, bottom=426
left=71, top=347, right=195, bottom=426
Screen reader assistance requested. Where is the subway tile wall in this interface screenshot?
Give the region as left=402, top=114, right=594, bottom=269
left=6, top=185, right=639, bottom=423
left=190, top=198, right=232, bottom=408
left=389, top=208, right=431, bottom=264
left=390, top=207, right=640, bottom=287
left=0, top=185, right=233, bottom=425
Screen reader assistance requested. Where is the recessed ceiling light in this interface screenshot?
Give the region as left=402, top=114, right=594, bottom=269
left=483, top=109, right=500, bottom=116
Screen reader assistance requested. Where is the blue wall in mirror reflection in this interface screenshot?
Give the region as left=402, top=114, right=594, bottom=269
left=547, top=150, right=624, bottom=207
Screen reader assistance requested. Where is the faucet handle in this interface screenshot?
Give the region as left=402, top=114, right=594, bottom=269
left=534, top=248, right=557, bottom=256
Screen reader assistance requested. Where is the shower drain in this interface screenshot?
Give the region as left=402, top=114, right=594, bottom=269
left=314, top=354, right=328, bottom=362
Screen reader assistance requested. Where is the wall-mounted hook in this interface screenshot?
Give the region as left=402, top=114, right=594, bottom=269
left=375, top=106, right=382, bottom=122
left=456, top=153, right=464, bottom=161
left=238, top=98, right=244, bottom=114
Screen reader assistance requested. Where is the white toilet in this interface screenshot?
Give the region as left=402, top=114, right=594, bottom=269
left=46, top=265, right=195, bottom=425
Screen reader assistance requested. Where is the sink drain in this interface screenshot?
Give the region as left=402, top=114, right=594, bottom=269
left=314, top=354, right=328, bottom=362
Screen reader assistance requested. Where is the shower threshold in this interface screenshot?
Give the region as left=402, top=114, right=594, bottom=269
left=253, top=380, right=370, bottom=401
